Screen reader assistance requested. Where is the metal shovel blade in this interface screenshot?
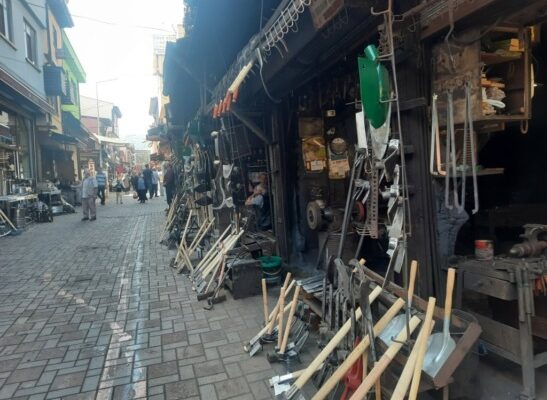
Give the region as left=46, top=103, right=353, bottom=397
left=422, top=332, right=456, bottom=377
left=378, top=314, right=406, bottom=346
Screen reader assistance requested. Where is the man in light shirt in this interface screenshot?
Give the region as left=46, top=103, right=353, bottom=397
left=81, top=169, right=98, bottom=221
left=151, top=168, right=160, bottom=198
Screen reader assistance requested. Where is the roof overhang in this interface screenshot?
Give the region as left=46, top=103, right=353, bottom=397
left=0, top=64, right=54, bottom=115
left=49, top=130, right=79, bottom=144
left=48, top=0, right=74, bottom=28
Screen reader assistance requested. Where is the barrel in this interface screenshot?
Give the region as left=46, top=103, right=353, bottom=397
left=11, top=206, right=26, bottom=228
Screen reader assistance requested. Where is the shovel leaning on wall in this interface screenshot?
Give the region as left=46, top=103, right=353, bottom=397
left=422, top=268, right=456, bottom=377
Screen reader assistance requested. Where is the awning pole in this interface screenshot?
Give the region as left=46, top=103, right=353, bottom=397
left=230, top=105, right=271, bottom=145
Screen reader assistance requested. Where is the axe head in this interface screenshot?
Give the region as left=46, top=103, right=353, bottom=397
left=248, top=341, right=262, bottom=357
left=273, top=382, right=291, bottom=396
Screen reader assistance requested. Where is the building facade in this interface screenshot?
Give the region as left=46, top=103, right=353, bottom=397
left=0, top=0, right=53, bottom=194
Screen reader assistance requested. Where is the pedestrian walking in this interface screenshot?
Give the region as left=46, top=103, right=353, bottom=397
left=143, top=164, right=153, bottom=199
left=81, top=169, right=98, bottom=221
left=152, top=168, right=160, bottom=197
left=123, top=173, right=130, bottom=193
left=114, top=178, right=124, bottom=204
left=131, top=172, right=139, bottom=194
left=163, top=163, right=176, bottom=207
left=96, top=167, right=107, bottom=205
left=137, top=174, right=147, bottom=203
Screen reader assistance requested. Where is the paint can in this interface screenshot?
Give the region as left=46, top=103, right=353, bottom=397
left=475, top=240, right=494, bottom=261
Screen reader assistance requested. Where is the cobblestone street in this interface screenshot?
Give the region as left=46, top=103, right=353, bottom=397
left=0, top=194, right=281, bottom=400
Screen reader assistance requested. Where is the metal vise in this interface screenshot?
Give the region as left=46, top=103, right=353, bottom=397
left=509, top=224, right=547, bottom=258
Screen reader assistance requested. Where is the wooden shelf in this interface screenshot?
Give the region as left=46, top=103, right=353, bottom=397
left=474, top=167, right=505, bottom=176
left=434, top=168, right=504, bottom=178
left=478, top=114, right=528, bottom=122
left=0, top=142, right=16, bottom=151
left=481, top=51, right=522, bottom=65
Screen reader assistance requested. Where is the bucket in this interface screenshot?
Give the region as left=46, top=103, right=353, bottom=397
left=258, top=255, right=282, bottom=284
left=475, top=240, right=494, bottom=261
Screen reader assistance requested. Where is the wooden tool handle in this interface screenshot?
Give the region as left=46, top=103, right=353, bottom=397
left=312, top=299, right=405, bottom=400
left=283, top=273, right=292, bottom=291
left=444, top=268, right=456, bottom=320
left=0, top=209, right=16, bottom=230
left=265, top=281, right=295, bottom=335
left=262, top=279, right=269, bottom=326
left=294, top=285, right=382, bottom=393
left=391, top=319, right=435, bottom=400
left=408, top=260, right=418, bottom=301
left=349, top=316, right=422, bottom=400
left=280, top=285, right=301, bottom=354
left=408, top=297, right=437, bottom=400
left=277, top=286, right=286, bottom=348
left=374, top=376, right=382, bottom=400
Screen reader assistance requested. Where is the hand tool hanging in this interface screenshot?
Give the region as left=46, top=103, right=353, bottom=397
left=429, top=94, right=446, bottom=177
left=337, top=150, right=366, bottom=260
left=444, top=89, right=460, bottom=210
left=460, top=81, right=479, bottom=214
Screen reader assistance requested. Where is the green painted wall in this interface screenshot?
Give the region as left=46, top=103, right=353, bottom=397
left=61, top=32, right=86, bottom=119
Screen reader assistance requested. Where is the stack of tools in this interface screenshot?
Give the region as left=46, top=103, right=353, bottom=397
left=190, top=226, right=245, bottom=301
left=243, top=273, right=310, bottom=363
left=260, top=258, right=480, bottom=399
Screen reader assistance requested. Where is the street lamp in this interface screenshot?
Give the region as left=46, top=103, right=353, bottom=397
left=95, top=78, right=118, bottom=169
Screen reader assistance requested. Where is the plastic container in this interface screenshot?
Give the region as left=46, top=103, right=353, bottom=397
left=475, top=240, right=494, bottom=261
left=258, top=255, right=282, bottom=284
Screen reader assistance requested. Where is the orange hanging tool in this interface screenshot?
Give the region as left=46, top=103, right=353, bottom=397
left=232, top=86, right=240, bottom=103
left=224, top=91, right=233, bottom=112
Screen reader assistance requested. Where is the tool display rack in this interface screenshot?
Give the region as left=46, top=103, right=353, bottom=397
left=453, top=257, right=547, bottom=400
left=432, top=26, right=532, bottom=127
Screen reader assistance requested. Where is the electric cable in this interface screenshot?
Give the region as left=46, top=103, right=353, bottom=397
left=256, top=48, right=281, bottom=104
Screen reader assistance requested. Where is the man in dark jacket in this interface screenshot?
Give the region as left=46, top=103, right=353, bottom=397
left=142, top=164, right=153, bottom=199
left=163, top=163, right=176, bottom=207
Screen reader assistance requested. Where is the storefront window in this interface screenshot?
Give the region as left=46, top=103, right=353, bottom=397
left=16, top=115, right=33, bottom=179
left=0, top=110, right=35, bottom=180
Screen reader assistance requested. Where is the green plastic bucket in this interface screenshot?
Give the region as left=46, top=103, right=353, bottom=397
left=259, top=256, right=282, bottom=284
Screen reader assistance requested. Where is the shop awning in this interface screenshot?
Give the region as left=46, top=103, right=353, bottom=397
left=49, top=131, right=79, bottom=145
left=147, top=125, right=166, bottom=141
left=91, top=133, right=130, bottom=146
left=62, top=112, right=93, bottom=143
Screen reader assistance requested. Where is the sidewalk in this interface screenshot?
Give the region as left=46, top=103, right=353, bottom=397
left=0, top=194, right=283, bottom=400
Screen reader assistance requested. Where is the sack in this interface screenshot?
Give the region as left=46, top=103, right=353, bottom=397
left=133, top=192, right=138, bottom=199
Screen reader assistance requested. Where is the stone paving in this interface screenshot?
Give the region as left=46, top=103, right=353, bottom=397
left=0, top=193, right=293, bottom=400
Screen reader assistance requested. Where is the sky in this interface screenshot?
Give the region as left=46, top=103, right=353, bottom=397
left=65, top=0, right=184, bottom=150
